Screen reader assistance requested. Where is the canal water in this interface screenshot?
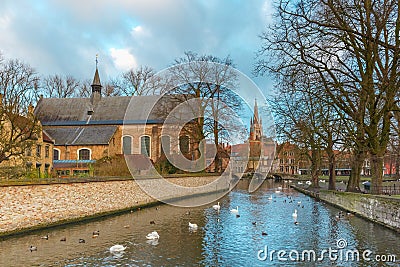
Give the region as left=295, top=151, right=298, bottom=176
left=0, top=180, right=398, bottom=267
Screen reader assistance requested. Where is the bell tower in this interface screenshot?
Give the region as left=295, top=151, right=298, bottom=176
left=91, top=55, right=102, bottom=104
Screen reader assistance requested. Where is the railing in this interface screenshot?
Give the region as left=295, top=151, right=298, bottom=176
left=365, top=185, right=400, bottom=195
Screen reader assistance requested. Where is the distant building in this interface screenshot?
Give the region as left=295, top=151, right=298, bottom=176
left=272, top=142, right=300, bottom=175
left=230, top=100, right=275, bottom=174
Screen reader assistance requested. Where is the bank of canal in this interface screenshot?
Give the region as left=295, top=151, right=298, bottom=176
left=0, top=175, right=229, bottom=237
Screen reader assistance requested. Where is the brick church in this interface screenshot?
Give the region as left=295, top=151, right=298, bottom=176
left=34, top=66, right=191, bottom=176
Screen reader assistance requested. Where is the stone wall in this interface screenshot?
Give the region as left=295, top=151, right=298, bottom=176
left=293, top=186, right=400, bottom=232
left=0, top=175, right=229, bottom=237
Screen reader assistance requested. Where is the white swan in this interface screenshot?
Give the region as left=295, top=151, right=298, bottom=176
left=230, top=206, right=239, bottom=214
left=110, top=244, right=127, bottom=253
left=305, top=181, right=312, bottom=185
left=268, top=195, right=273, bottom=200
left=212, top=202, right=220, bottom=211
left=297, top=181, right=303, bottom=185
left=188, top=222, right=198, bottom=229
left=146, top=231, right=160, bottom=240
left=292, top=209, right=298, bottom=219
left=275, top=190, right=281, bottom=193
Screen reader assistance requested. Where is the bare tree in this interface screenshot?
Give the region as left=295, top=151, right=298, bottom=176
left=0, top=57, right=41, bottom=163
left=41, top=74, right=80, bottom=98
left=160, top=51, right=242, bottom=172
left=256, top=0, right=399, bottom=193
left=114, top=65, right=161, bottom=96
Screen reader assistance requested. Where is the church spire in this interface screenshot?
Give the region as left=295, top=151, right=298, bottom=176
left=253, top=98, right=259, bottom=124
left=249, top=98, right=262, bottom=141
left=91, top=55, right=102, bottom=104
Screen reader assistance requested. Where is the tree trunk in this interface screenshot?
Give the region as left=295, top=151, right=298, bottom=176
left=370, top=154, right=383, bottom=194
left=328, top=152, right=336, bottom=190
left=346, top=150, right=365, bottom=192
left=310, top=149, right=320, bottom=188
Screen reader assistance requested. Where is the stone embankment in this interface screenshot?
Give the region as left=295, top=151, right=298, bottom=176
left=293, top=186, right=400, bottom=232
left=0, top=175, right=229, bottom=237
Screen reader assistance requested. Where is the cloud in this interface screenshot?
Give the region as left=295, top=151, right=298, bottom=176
left=0, top=0, right=274, bottom=93
left=109, top=48, right=137, bottom=71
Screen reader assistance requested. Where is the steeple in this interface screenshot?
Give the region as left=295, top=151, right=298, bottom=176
left=253, top=98, right=259, bottom=124
left=91, top=55, right=102, bottom=104
left=249, top=99, right=263, bottom=141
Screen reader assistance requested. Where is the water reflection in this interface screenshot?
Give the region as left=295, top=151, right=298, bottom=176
left=0, top=180, right=398, bottom=266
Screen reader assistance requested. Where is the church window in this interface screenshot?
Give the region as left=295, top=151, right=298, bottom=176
left=78, top=148, right=91, bottom=160
left=140, top=136, right=151, bottom=157
left=179, top=136, right=190, bottom=154
left=122, top=136, right=132, bottom=154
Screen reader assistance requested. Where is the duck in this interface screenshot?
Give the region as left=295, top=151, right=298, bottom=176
left=252, top=221, right=257, bottom=225
left=297, top=181, right=303, bottom=185
left=261, top=232, right=268, bottom=236
left=230, top=206, right=239, bottom=214
left=146, top=231, right=160, bottom=240
left=212, top=202, right=221, bottom=211
left=150, top=220, right=156, bottom=225
left=109, top=244, right=127, bottom=253
left=268, top=195, right=273, bottom=200
left=60, top=237, right=66, bottom=242
left=275, top=190, right=281, bottom=194
left=305, top=181, right=312, bottom=185
left=188, top=222, right=198, bottom=229
left=29, top=245, right=37, bottom=252
left=79, top=238, right=85, bottom=243
left=92, top=231, right=100, bottom=238
left=292, top=209, right=298, bottom=219
left=40, top=234, right=49, bottom=240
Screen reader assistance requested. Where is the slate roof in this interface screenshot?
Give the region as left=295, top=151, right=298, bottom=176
left=44, top=126, right=117, bottom=145
left=34, top=95, right=193, bottom=126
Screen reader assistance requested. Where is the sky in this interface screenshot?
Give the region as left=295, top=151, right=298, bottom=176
left=0, top=0, right=274, bottom=93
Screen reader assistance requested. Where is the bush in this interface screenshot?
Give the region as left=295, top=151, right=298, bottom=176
left=0, top=166, right=26, bottom=179
left=93, top=155, right=132, bottom=177
left=154, top=155, right=177, bottom=175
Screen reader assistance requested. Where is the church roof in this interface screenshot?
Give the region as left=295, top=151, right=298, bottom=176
left=44, top=126, right=117, bottom=145
left=34, top=95, right=171, bottom=126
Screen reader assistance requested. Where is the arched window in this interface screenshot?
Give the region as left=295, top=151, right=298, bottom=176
left=140, top=136, right=151, bottom=157
left=122, top=135, right=132, bottom=154
left=53, top=148, right=60, bottom=160
left=160, top=135, right=171, bottom=156
left=179, top=135, right=190, bottom=154
left=78, top=148, right=91, bottom=160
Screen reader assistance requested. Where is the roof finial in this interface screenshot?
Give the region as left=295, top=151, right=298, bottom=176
left=95, top=54, right=99, bottom=69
